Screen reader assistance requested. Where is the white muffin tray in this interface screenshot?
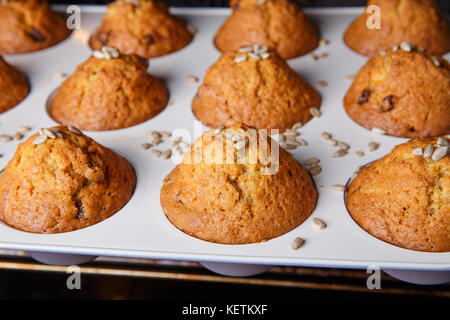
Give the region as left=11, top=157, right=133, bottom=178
left=0, top=5, right=449, bottom=271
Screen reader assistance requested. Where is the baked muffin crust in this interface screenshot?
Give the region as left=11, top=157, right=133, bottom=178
left=0, top=0, right=70, bottom=54
left=160, top=123, right=318, bottom=244
left=192, top=47, right=321, bottom=130
left=344, top=47, right=450, bottom=138
left=49, top=49, right=168, bottom=131
left=346, top=137, right=450, bottom=252
left=0, top=56, right=29, bottom=113
left=215, top=0, right=319, bottom=59
left=89, top=0, right=193, bottom=59
left=0, top=126, right=136, bottom=234
left=344, top=0, right=450, bottom=56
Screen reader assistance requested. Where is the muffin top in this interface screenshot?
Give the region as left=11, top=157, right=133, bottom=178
left=89, top=0, right=193, bottom=59
left=0, top=0, right=70, bottom=54
left=0, top=126, right=136, bottom=234
left=0, top=56, right=29, bottom=113
left=344, top=0, right=450, bottom=56
left=49, top=47, right=168, bottom=131
left=160, top=123, right=318, bottom=244
left=192, top=46, right=321, bottom=131
left=215, top=0, right=319, bottom=59
left=344, top=46, right=450, bottom=138
left=347, top=137, right=450, bottom=252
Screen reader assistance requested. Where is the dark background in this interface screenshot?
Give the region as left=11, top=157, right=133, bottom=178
left=48, top=0, right=450, bottom=13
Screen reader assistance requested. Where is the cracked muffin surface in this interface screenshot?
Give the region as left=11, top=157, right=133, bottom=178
left=160, top=123, right=318, bottom=244
left=346, top=137, right=450, bottom=252
left=192, top=49, right=321, bottom=130
left=214, top=0, right=319, bottom=59
left=343, top=48, right=450, bottom=138
left=89, top=0, right=193, bottom=59
left=0, top=126, right=136, bottom=234
left=0, top=0, right=70, bottom=54
left=344, top=0, right=450, bottom=56
left=0, top=56, right=29, bottom=113
left=49, top=52, right=168, bottom=131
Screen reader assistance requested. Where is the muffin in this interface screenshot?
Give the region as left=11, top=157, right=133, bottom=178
left=343, top=45, right=450, bottom=138
left=89, top=0, right=193, bottom=59
left=0, top=56, right=29, bottom=113
left=344, top=0, right=450, bottom=56
left=0, top=126, right=136, bottom=234
left=160, top=123, right=318, bottom=244
left=346, top=137, right=450, bottom=252
left=49, top=47, right=168, bottom=131
left=0, top=0, right=70, bottom=54
left=192, top=46, right=321, bottom=131
left=214, top=0, right=319, bottom=59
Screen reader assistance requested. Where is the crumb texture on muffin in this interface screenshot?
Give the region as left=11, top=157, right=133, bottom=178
left=49, top=53, right=168, bottom=131
left=0, top=56, right=29, bottom=113
left=160, top=123, right=318, bottom=244
left=0, top=126, right=136, bottom=234
left=214, top=0, right=319, bottom=59
left=346, top=137, right=450, bottom=252
left=344, top=49, right=450, bottom=138
left=89, top=0, right=193, bottom=58
left=0, top=0, right=70, bottom=54
left=344, top=0, right=450, bottom=56
left=192, top=49, right=321, bottom=130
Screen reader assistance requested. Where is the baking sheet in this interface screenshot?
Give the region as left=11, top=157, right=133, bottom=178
left=0, top=5, right=449, bottom=270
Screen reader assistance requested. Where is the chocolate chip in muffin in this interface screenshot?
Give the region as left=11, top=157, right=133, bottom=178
left=97, top=32, right=109, bottom=45
left=75, top=200, right=86, bottom=219
left=28, top=28, right=47, bottom=42
left=357, top=89, right=372, bottom=105
left=145, top=34, right=155, bottom=45
left=381, top=95, right=395, bottom=112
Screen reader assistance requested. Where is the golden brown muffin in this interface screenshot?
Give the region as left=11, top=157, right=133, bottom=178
left=0, top=0, right=70, bottom=55
left=0, top=56, right=29, bottom=113
left=343, top=46, right=450, bottom=138
left=160, top=123, right=318, bottom=244
left=344, top=0, right=450, bottom=57
left=346, top=137, right=450, bottom=252
left=89, top=0, right=193, bottom=59
left=0, top=126, right=136, bottom=234
left=214, top=0, right=319, bottom=59
left=192, top=47, right=321, bottom=131
left=49, top=47, right=168, bottom=131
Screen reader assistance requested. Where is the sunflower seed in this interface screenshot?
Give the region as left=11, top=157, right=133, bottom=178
left=423, top=144, right=434, bottom=158
left=333, top=149, right=348, bottom=158
left=68, top=125, right=82, bottom=135
left=33, top=135, right=47, bottom=145
left=331, top=184, right=346, bottom=192
left=150, top=131, right=161, bottom=139
left=431, top=146, right=448, bottom=161
left=13, top=132, right=24, bottom=141
left=412, top=148, right=424, bottom=156
left=159, top=131, right=172, bottom=138
left=291, top=237, right=305, bottom=250
left=141, top=143, right=152, bottom=150
left=400, top=41, right=412, bottom=52
left=260, top=52, right=270, bottom=60
left=16, top=126, right=32, bottom=133
left=319, top=39, right=330, bottom=46
left=238, top=46, right=253, bottom=53
left=160, top=150, right=172, bottom=160
left=379, top=49, right=387, bottom=56
left=313, top=218, right=326, bottom=230
left=436, top=137, right=449, bottom=147
left=187, top=25, right=197, bottom=35
left=284, top=129, right=300, bottom=137
left=187, top=75, right=198, bottom=83
left=316, top=81, right=328, bottom=88
left=42, top=128, right=56, bottom=139
left=432, top=56, right=441, bottom=67
left=327, top=139, right=338, bottom=147
left=234, top=55, right=247, bottom=63
left=392, top=45, right=399, bottom=52
left=296, top=138, right=308, bottom=146
left=304, top=157, right=320, bottom=166
left=368, top=141, right=380, bottom=152
left=355, top=150, right=365, bottom=158
left=318, top=52, right=329, bottom=59
left=337, top=141, right=350, bottom=150
left=281, top=143, right=297, bottom=150
left=151, top=149, right=162, bottom=158
left=53, top=72, right=67, bottom=79
left=0, top=134, right=12, bottom=142
left=321, top=132, right=332, bottom=140
left=248, top=52, right=260, bottom=60
left=309, top=165, right=322, bottom=176
left=310, top=108, right=321, bottom=118
left=292, top=122, right=302, bottom=130
left=310, top=54, right=319, bottom=61
left=371, top=127, right=386, bottom=135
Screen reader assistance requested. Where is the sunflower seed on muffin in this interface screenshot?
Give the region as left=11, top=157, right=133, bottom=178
left=423, top=144, right=434, bottom=158
left=431, top=146, right=448, bottom=161
left=412, top=148, right=424, bottom=156
left=68, top=125, right=82, bottom=135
